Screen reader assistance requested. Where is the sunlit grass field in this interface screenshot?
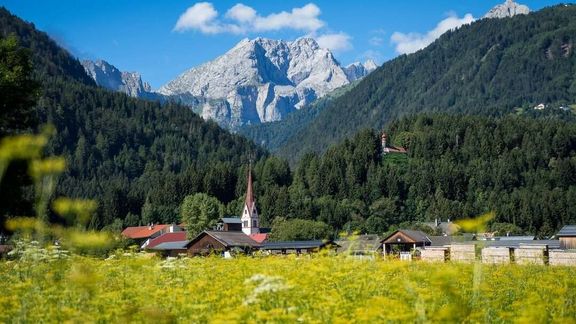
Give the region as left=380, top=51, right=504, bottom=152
left=1, top=254, right=575, bottom=323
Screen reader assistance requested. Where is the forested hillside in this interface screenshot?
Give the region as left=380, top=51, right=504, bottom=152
left=276, top=5, right=576, bottom=163
left=2, top=6, right=575, bottom=237
left=260, top=114, right=576, bottom=237
left=0, top=8, right=274, bottom=230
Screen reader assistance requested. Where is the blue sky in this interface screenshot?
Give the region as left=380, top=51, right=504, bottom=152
left=0, top=0, right=567, bottom=88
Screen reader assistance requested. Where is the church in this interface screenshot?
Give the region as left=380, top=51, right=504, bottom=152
left=186, top=166, right=337, bottom=256
left=186, top=166, right=269, bottom=256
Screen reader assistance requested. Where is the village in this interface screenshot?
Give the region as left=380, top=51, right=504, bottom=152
left=121, top=139, right=576, bottom=266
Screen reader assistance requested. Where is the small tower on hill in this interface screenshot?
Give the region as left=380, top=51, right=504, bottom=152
left=381, top=132, right=388, bottom=152
left=381, top=131, right=407, bottom=155
left=241, top=165, right=259, bottom=235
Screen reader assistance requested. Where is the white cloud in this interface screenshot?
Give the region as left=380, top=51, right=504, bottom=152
left=391, top=13, right=475, bottom=54
left=174, top=2, right=222, bottom=34
left=316, top=32, right=352, bottom=53
left=174, top=2, right=324, bottom=34
left=253, top=3, right=324, bottom=32
left=225, top=4, right=256, bottom=23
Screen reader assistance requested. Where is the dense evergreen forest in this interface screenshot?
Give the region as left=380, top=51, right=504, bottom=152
left=0, top=8, right=270, bottom=230
left=272, top=5, right=576, bottom=163
left=1, top=7, right=575, bottom=238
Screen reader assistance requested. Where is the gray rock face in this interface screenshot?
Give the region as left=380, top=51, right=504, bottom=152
left=484, top=0, right=530, bottom=19
left=158, top=37, right=377, bottom=128
left=344, top=60, right=378, bottom=82
left=81, top=60, right=152, bottom=98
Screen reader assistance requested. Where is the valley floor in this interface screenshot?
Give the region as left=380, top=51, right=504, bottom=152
left=1, top=254, right=574, bottom=322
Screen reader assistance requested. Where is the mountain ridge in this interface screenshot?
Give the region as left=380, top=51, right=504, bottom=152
left=81, top=59, right=153, bottom=98
left=157, top=37, right=377, bottom=128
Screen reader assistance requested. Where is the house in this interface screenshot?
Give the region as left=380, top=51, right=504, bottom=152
left=557, top=225, right=576, bottom=249
left=260, top=240, right=339, bottom=255
left=148, top=241, right=189, bottom=257
left=143, top=231, right=187, bottom=250
left=381, top=132, right=407, bottom=155
left=122, top=224, right=182, bottom=241
left=215, top=217, right=242, bottom=232
left=381, top=230, right=432, bottom=254
left=186, top=230, right=260, bottom=256
left=122, top=224, right=183, bottom=248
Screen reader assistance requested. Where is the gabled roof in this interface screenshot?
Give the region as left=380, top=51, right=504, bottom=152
left=261, top=240, right=338, bottom=250
left=557, top=225, right=576, bottom=237
left=150, top=241, right=189, bottom=250
left=249, top=233, right=268, bottom=243
left=187, top=231, right=260, bottom=248
left=146, top=232, right=187, bottom=249
left=381, top=230, right=432, bottom=244
left=220, top=217, right=242, bottom=224
left=122, top=225, right=169, bottom=239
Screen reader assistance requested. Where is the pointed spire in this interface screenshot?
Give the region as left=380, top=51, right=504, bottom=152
left=245, top=164, right=254, bottom=210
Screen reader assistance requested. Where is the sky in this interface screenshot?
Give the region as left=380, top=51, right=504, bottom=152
left=0, top=0, right=567, bottom=89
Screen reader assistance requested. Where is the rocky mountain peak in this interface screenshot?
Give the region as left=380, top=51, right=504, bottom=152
left=344, top=60, right=379, bottom=82
left=484, top=0, right=530, bottom=19
left=158, top=37, right=376, bottom=128
left=81, top=59, right=152, bottom=98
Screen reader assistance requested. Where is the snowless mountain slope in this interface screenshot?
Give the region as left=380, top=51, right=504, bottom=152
left=484, top=0, right=530, bottom=19
left=81, top=60, right=153, bottom=98
left=158, top=37, right=376, bottom=128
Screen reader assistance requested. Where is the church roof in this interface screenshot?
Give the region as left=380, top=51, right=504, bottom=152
left=245, top=167, right=255, bottom=208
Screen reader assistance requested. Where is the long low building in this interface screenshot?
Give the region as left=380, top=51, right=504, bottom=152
left=261, top=240, right=339, bottom=254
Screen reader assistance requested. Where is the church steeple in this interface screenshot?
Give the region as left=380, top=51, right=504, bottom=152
left=241, top=164, right=259, bottom=235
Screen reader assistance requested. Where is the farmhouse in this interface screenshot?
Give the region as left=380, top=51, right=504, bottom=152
left=215, top=217, right=242, bottom=232
left=381, top=230, right=432, bottom=254
left=186, top=230, right=260, bottom=256
left=122, top=223, right=183, bottom=246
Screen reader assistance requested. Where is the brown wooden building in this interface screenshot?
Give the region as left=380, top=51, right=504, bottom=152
left=557, top=225, right=576, bottom=250
left=186, top=230, right=260, bottom=256
left=215, top=218, right=242, bottom=232
left=381, top=230, right=432, bottom=254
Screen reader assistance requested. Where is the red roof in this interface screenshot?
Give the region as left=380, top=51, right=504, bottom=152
left=122, top=225, right=169, bottom=239
left=146, top=232, right=187, bottom=249
left=249, top=233, right=268, bottom=243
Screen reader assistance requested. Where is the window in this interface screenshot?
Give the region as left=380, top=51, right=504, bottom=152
left=253, top=220, right=258, bottom=227
left=243, top=221, right=248, bottom=227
